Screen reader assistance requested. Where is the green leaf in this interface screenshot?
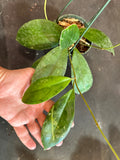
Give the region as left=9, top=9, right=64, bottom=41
left=60, top=24, right=80, bottom=49
left=16, top=19, right=63, bottom=50
left=32, top=47, right=68, bottom=83
left=32, top=57, right=42, bottom=69
left=79, top=28, right=115, bottom=55
left=72, top=48, right=93, bottom=94
left=22, top=76, right=71, bottom=104
left=41, top=89, right=75, bottom=150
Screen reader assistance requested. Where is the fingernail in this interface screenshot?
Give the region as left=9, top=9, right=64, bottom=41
left=71, top=122, right=75, bottom=128
left=46, top=147, right=51, bottom=150
left=56, top=141, right=63, bottom=147
left=27, top=141, right=36, bottom=150
left=29, top=145, right=36, bottom=150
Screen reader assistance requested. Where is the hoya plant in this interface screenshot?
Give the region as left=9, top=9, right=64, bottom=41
left=16, top=0, right=120, bottom=159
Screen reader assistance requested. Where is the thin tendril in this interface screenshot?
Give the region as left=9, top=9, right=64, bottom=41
left=44, top=0, right=48, bottom=20
left=98, top=43, right=120, bottom=51
left=56, top=0, right=73, bottom=22
left=80, top=41, right=120, bottom=53
left=68, top=51, right=120, bottom=160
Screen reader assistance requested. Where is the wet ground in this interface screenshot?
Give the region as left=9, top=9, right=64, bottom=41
left=1, top=0, right=120, bottom=160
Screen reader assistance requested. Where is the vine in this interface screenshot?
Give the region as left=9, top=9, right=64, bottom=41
left=44, top=0, right=48, bottom=20
left=56, top=0, right=73, bottom=22
left=68, top=51, right=120, bottom=160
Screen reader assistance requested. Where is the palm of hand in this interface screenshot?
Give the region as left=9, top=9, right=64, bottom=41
left=0, top=68, right=54, bottom=150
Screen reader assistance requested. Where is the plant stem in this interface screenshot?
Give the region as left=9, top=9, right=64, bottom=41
left=44, top=0, right=48, bottom=20
left=80, top=42, right=120, bottom=52
left=97, top=43, right=120, bottom=51
left=56, top=0, right=73, bottom=22
left=68, top=51, right=120, bottom=160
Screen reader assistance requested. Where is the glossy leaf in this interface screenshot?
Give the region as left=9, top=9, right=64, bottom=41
left=16, top=19, right=63, bottom=50
left=41, top=89, right=75, bottom=150
left=32, top=57, right=42, bottom=69
left=79, top=28, right=115, bottom=55
left=72, top=48, right=93, bottom=94
left=22, top=76, right=71, bottom=104
left=60, top=24, right=80, bottom=49
left=32, top=47, right=68, bottom=83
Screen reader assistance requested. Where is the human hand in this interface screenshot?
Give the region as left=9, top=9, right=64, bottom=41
left=0, top=67, right=55, bottom=150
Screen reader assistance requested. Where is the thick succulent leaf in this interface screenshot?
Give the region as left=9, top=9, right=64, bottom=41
left=32, top=57, right=42, bottom=69
left=22, top=76, right=71, bottom=104
left=32, top=47, right=68, bottom=83
left=72, top=48, right=93, bottom=94
left=60, top=24, right=80, bottom=49
left=41, top=89, right=75, bottom=150
left=79, top=28, right=115, bottom=55
left=16, top=19, right=63, bottom=50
